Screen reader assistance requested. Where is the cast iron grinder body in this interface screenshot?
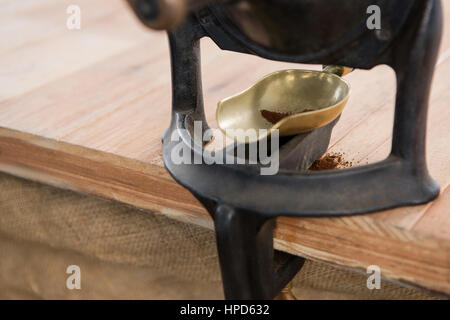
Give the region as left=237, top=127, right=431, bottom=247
left=126, top=0, right=443, bottom=299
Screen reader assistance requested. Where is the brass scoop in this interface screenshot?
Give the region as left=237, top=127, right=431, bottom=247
left=216, top=66, right=352, bottom=144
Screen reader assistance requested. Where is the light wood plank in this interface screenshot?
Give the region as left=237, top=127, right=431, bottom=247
left=0, top=0, right=123, bottom=55
left=0, top=0, right=153, bottom=101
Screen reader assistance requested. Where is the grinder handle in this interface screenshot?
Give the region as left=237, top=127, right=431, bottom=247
left=126, top=0, right=220, bottom=30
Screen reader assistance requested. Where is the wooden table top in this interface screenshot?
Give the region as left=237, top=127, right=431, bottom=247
left=1, top=0, right=449, bottom=295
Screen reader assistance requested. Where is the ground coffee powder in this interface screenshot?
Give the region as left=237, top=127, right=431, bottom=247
left=309, top=152, right=352, bottom=171
left=260, top=108, right=315, bottom=124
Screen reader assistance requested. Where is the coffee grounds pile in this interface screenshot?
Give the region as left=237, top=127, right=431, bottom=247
left=309, top=152, right=353, bottom=171
left=260, top=108, right=315, bottom=124
left=260, top=110, right=291, bottom=124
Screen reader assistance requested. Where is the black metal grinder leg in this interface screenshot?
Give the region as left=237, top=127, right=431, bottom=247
left=214, top=206, right=304, bottom=300
left=126, top=0, right=443, bottom=300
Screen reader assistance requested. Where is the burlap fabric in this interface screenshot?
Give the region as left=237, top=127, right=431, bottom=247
left=0, top=172, right=437, bottom=299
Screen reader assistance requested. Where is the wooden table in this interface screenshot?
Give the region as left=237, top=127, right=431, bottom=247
left=1, top=0, right=449, bottom=296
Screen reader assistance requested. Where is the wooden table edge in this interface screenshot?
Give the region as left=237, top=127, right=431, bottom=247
left=0, top=126, right=448, bottom=296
